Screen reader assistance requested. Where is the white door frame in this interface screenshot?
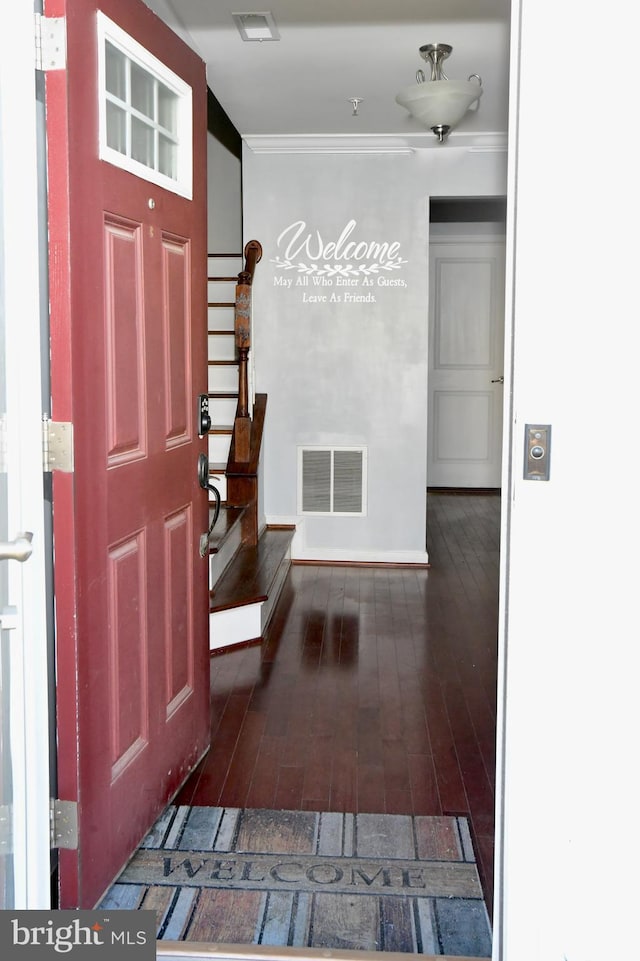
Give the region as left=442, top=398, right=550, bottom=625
left=7, top=0, right=638, bottom=955
left=0, top=0, right=52, bottom=908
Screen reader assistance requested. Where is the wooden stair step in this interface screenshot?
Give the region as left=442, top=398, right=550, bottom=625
left=208, top=391, right=238, bottom=399
left=210, top=527, right=295, bottom=614
left=207, top=505, right=245, bottom=555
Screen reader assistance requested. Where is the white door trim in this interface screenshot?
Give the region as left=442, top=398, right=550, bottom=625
left=0, top=0, right=52, bottom=909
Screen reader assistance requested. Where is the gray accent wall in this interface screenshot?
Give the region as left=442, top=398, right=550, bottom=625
left=242, top=147, right=506, bottom=562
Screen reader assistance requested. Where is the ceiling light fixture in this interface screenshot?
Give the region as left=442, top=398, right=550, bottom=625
left=395, top=44, right=482, bottom=143
left=232, top=11, right=280, bottom=42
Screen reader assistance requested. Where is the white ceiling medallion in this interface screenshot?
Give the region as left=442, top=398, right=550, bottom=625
left=232, top=12, right=280, bottom=42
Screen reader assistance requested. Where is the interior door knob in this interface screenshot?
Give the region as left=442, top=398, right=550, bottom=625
left=0, top=531, right=33, bottom=562
left=491, top=375, right=504, bottom=384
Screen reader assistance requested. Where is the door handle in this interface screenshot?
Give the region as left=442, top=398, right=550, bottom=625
left=197, top=453, right=221, bottom=557
left=491, top=376, right=504, bottom=384
left=0, top=531, right=33, bottom=562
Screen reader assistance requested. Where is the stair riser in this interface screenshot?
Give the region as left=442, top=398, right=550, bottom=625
left=208, top=305, right=235, bottom=331
left=208, top=333, right=235, bottom=361
left=209, top=396, right=237, bottom=424
left=209, top=603, right=262, bottom=652
left=208, top=434, right=231, bottom=464
left=208, top=366, right=238, bottom=392
left=207, top=279, right=236, bottom=302
left=208, top=256, right=242, bottom=276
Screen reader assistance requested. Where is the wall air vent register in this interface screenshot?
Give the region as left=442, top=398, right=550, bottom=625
left=298, top=447, right=367, bottom=516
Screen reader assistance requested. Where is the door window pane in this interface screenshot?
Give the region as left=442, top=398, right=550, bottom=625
left=158, top=83, right=177, bottom=134
left=106, top=102, right=126, bottom=154
left=131, top=116, right=154, bottom=167
left=105, top=41, right=126, bottom=100
left=158, top=135, right=177, bottom=179
left=98, top=14, right=192, bottom=198
left=130, top=61, right=154, bottom=120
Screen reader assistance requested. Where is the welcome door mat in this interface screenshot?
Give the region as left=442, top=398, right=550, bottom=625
left=101, top=807, right=491, bottom=957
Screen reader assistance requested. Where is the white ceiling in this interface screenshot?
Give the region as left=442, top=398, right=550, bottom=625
left=145, top=0, right=512, bottom=150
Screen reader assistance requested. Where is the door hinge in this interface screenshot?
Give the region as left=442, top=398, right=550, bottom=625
left=34, top=13, right=66, bottom=72
left=0, top=805, right=11, bottom=854
left=42, top=417, right=74, bottom=473
left=50, top=799, right=78, bottom=850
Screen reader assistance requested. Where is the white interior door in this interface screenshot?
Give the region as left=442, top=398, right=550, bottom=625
left=427, top=237, right=506, bottom=488
left=0, top=0, right=52, bottom=909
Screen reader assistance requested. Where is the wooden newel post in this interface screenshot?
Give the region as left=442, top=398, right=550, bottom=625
left=237, top=347, right=249, bottom=419
left=239, top=239, right=262, bottom=286
left=235, top=285, right=251, bottom=415
left=233, top=241, right=262, bottom=465
left=234, top=285, right=251, bottom=463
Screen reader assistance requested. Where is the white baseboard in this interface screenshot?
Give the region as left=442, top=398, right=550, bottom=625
left=292, top=547, right=430, bottom=565
left=265, top=515, right=429, bottom=566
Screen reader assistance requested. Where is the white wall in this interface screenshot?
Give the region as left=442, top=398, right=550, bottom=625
left=207, top=133, right=242, bottom=253
left=496, top=1, right=640, bottom=958
left=242, top=146, right=506, bottom=562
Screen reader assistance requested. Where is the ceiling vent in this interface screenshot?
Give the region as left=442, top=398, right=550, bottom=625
left=232, top=12, right=280, bottom=42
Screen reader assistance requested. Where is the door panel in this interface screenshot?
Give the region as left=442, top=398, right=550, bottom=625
left=163, top=235, right=192, bottom=443
left=428, top=239, right=506, bottom=488
left=45, top=0, right=209, bottom=908
left=104, top=216, right=146, bottom=462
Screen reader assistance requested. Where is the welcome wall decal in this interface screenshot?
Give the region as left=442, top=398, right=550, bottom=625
left=271, top=219, right=408, bottom=303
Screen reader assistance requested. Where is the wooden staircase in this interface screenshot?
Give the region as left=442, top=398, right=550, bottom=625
left=206, top=253, right=240, bottom=504
left=206, top=247, right=294, bottom=653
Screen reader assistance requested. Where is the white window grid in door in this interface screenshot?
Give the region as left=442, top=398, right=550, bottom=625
left=97, top=13, right=193, bottom=199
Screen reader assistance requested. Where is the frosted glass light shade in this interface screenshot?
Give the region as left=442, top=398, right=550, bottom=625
left=395, top=79, right=483, bottom=136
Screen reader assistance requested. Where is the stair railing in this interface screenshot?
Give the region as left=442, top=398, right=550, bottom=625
left=234, top=239, right=262, bottom=462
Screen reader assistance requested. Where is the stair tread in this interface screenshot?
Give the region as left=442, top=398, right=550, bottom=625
left=210, top=528, right=294, bottom=613
left=209, top=425, right=233, bottom=434
left=207, top=505, right=245, bottom=554
left=209, top=391, right=238, bottom=398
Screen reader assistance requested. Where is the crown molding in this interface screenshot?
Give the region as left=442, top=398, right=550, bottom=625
left=243, top=135, right=413, bottom=155
left=242, top=132, right=508, bottom=155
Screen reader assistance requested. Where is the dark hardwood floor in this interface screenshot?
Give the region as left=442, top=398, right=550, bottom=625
left=174, top=491, right=500, bottom=914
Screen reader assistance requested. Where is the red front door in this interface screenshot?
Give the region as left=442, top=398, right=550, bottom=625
left=45, top=0, right=210, bottom=907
